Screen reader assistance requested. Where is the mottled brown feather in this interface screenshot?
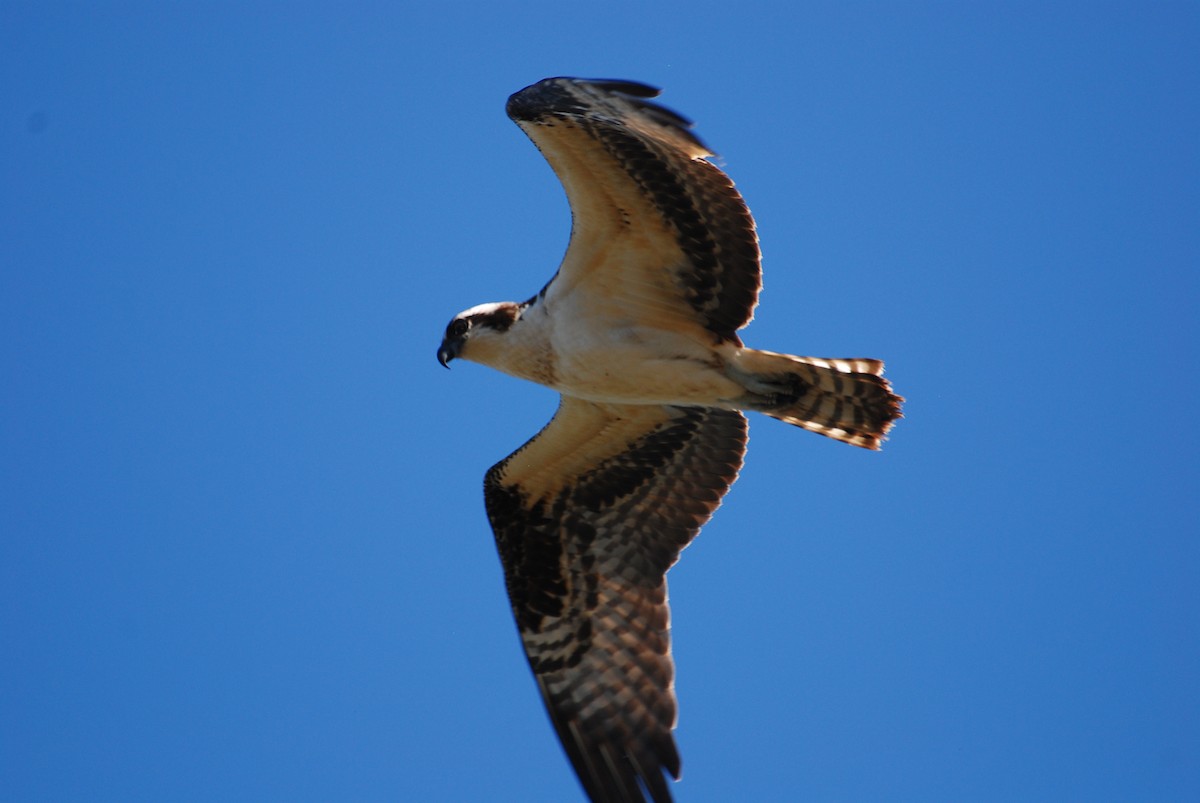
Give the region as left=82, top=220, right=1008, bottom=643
left=506, top=77, right=761, bottom=342
left=485, top=399, right=747, bottom=803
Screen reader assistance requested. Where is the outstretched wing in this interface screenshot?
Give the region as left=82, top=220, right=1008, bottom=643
left=484, top=398, right=747, bottom=802
left=506, top=77, right=761, bottom=343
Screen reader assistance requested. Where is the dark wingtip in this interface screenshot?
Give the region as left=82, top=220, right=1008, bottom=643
left=580, top=78, right=662, bottom=98
left=506, top=76, right=706, bottom=152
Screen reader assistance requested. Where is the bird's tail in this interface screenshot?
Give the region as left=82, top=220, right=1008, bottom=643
left=728, top=349, right=903, bottom=449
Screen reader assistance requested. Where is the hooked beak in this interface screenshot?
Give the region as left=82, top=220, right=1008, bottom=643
left=437, top=337, right=461, bottom=368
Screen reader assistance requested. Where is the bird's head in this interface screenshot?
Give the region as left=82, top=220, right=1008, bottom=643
left=437, top=301, right=523, bottom=368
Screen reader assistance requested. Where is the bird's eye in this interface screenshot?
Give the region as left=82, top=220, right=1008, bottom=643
left=449, top=319, right=469, bottom=338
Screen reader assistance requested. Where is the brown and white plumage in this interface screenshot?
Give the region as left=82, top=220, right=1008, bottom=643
left=485, top=400, right=746, bottom=803
left=437, top=78, right=902, bottom=802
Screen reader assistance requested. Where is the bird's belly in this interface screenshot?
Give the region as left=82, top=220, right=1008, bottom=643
left=548, top=328, right=742, bottom=406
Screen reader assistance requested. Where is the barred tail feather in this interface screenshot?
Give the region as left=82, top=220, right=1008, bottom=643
left=729, top=349, right=904, bottom=449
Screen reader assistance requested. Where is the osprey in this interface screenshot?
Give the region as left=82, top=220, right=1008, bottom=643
left=438, top=77, right=902, bottom=803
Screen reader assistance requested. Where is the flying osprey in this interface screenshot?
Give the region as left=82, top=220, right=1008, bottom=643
left=438, top=77, right=902, bottom=803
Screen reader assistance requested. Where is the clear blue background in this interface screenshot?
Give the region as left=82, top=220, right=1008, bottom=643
left=3, top=3, right=1197, bottom=800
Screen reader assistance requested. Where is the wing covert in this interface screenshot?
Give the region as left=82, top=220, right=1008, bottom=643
left=484, top=398, right=748, bottom=802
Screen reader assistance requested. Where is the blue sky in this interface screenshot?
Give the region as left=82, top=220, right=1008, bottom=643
left=3, top=2, right=1197, bottom=800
